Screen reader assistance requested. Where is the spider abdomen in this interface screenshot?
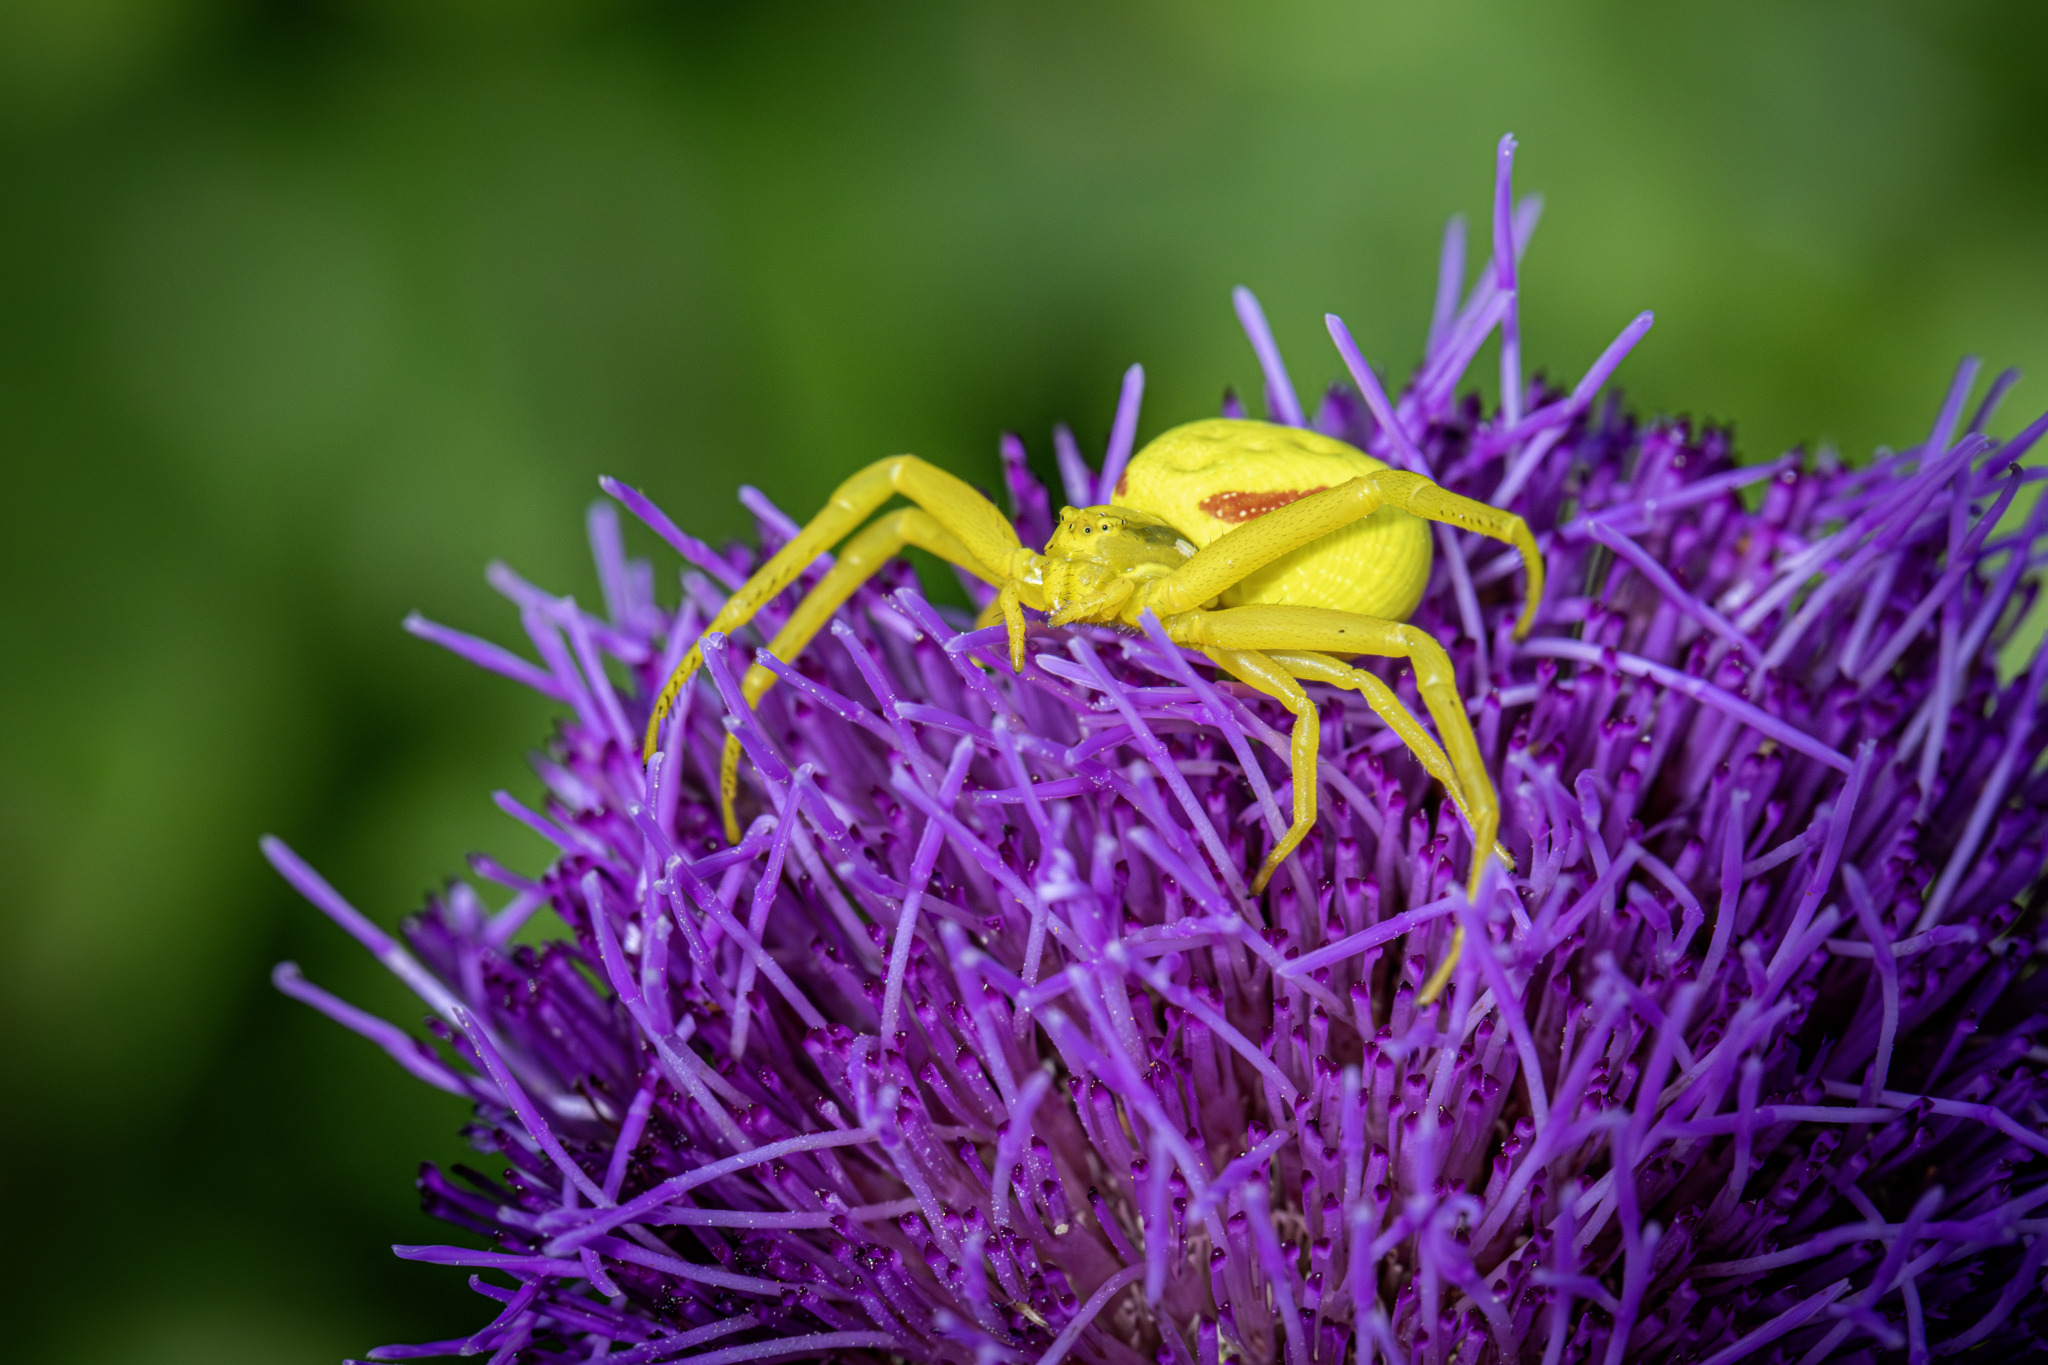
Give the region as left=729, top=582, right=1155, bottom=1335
left=1114, top=417, right=1434, bottom=623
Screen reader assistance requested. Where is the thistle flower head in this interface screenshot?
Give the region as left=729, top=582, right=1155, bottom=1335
left=273, top=138, right=2048, bottom=1364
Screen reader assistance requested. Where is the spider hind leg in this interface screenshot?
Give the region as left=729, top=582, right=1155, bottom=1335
left=1171, top=605, right=1499, bottom=1003
left=1270, top=651, right=1515, bottom=874
left=1200, top=647, right=1322, bottom=896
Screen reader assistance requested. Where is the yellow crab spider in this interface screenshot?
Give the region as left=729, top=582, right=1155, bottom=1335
left=641, top=418, right=1544, bottom=1002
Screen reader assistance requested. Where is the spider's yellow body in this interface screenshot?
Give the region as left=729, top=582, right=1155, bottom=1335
left=1110, top=419, right=1433, bottom=620
left=642, top=418, right=1544, bottom=1003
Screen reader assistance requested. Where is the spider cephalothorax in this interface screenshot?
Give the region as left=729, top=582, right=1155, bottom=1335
left=642, top=417, right=1544, bottom=999
left=1039, top=505, right=1198, bottom=622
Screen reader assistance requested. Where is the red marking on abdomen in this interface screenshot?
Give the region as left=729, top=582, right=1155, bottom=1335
left=1198, top=486, right=1329, bottom=523
left=1113, top=471, right=1130, bottom=498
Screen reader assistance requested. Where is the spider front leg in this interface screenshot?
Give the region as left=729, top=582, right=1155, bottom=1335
left=640, top=454, right=1034, bottom=764
left=1201, top=647, right=1323, bottom=896
left=1270, top=651, right=1514, bottom=872
left=710, top=507, right=1006, bottom=841
left=1167, top=605, right=1497, bottom=1004
left=1146, top=470, right=1545, bottom=637
left=971, top=580, right=1033, bottom=671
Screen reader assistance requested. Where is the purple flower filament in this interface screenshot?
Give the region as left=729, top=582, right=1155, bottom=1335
left=273, top=141, right=2048, bottom=1365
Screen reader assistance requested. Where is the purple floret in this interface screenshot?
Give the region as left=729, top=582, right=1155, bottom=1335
left=272, top=137, right=2048, bottom=1364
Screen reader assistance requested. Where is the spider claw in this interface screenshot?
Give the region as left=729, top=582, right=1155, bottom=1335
left=719, top=734, right=745, bottom=845
left=1417, top=923, right=1464, bottom=1006
left=1417, top=859, right=1490, bottom=1005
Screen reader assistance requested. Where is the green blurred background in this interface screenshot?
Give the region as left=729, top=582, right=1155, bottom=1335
left=2, top=1, right=2043, bottom=1359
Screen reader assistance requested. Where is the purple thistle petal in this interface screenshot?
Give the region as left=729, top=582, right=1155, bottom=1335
left=451, top=1004, right=609, bottom=1206
left=1584, top=520, right=1752, bottom=657
left=1970, top=365, right=2023, bottom=435
left=877, top=738, right=974, bottom=1045
left=1324, top=313, right=1432, bottom=476
left=648, top=1331, right=901, bottom=1365
left=1095, top=362, right=1146, bottom=503
left=1492, top=310, right=1654, bottom=504
left=1520, top=637, right=1855, bottom=772
left=1427, top=213, right=1467, bottom=355
left=1494, top=133, right=1524, bottom=427
left=1053, top=421, right=1094, bottom=508
left=403, top=613, right=569, bottom=701
left=1233, top=285, right=1305, bottom=428
left=262, top=836, right=465, bottom=1024
left=736, top=485, right=801, bottom=546
left=586, top=501, right=636, bottom=627
left=271, top=963, right=476, bottom=1098
left=1000, top=431, right=1055, bottom=549
left=600, top=475, right=746, bottom=590
left=1926, top=355, right=1983, bottom=460
left=1408, top=195, right=1539, bottom=422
